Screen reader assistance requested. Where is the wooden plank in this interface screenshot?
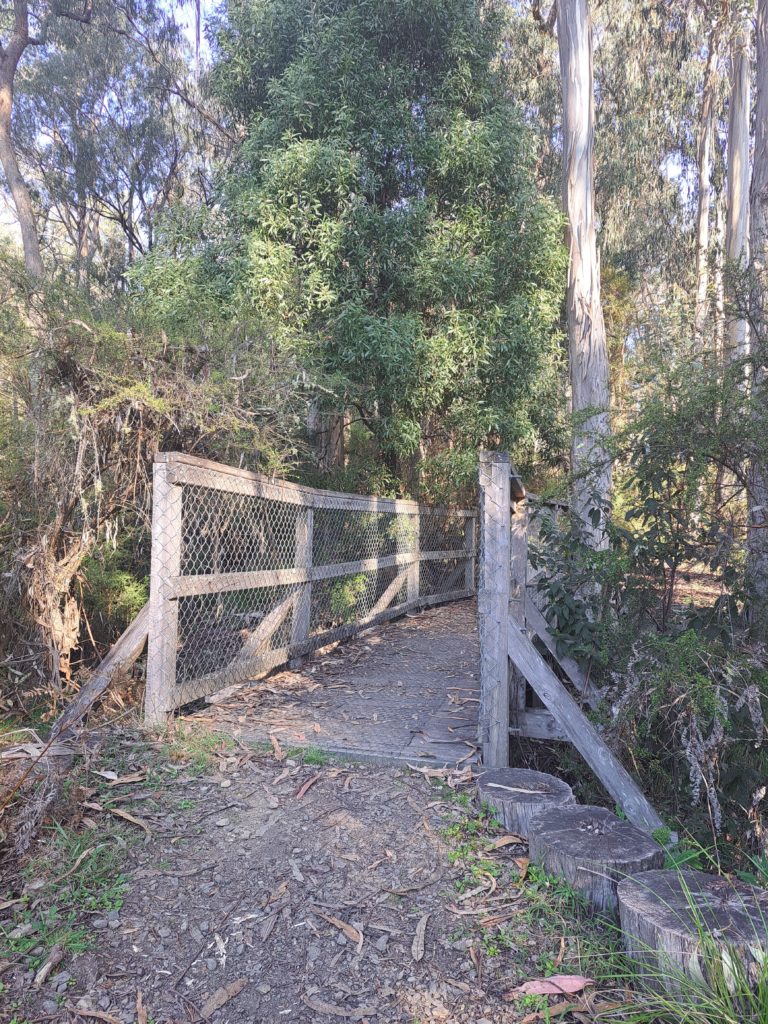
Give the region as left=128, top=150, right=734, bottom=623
left=52, top=603, right=149, bottom=739
left=464, top=516, right=476, bottom=593
left=506, top=620, right=664, bottom=833
left=160, top=452, right=474, bottom=517
left=510, top=708, right=568, bottom=742
left=369, top=568, right=409, bottom=618
left=145, top=462, right=182, bottom=726
left=169, top=548, right=472, bottom=597
left=290, top=508, right=313, bottom=661
left=509, top=496, right=528, bottom=730
left=240, top=590, right=297, bottom=662
left=523, top=596, right=601, bottom=708
left=408, top=514, right=420, bottom=604
left=478, top=451, right=511, bottom=768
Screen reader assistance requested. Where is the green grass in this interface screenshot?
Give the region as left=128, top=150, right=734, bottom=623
left=159, top=724, right=236, bottom=773
left=0, top=821, right=131, bottom=968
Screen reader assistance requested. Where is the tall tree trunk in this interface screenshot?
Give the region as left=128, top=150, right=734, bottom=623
left=694, top=29, right=718, bottom=348
left=557, top=0, right=612, bottom=542
left=0, top=63, right=43, bottom=277
left=748, top=0, right=768, bottom=629
left=725, top=19, right=752, bottom=363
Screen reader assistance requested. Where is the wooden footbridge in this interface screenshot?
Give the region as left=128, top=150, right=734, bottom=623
left=90, top=448, right=661, bottom=833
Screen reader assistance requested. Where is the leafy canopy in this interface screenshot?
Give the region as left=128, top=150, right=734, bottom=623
left=142, top=0, right=567, bottom=496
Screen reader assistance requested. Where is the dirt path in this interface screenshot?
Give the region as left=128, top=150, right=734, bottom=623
left=1, top=733, right=619, bottom=1024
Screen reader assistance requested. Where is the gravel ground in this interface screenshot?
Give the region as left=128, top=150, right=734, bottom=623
left=1, top=732, right=619, bottom=1024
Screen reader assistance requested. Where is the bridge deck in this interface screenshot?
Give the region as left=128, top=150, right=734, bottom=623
left=189, top=599, right=479, bottom=766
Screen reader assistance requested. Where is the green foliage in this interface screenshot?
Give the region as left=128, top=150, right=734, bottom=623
left=197, top=0, right=569, bottom=494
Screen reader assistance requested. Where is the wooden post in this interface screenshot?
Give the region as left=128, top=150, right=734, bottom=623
left=509, top=493, right=528, bottom=731
left=478, top=450, right=511, bottom=767
left=408, top=513, right=420, bottom=604
left=464, top=515, right=476, bottom=592
left=290, top=505, right=314, bottom=663
left=145, top=456, right=183, bottom=727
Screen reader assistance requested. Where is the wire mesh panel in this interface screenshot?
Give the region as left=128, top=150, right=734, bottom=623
left=145, top=453, right=477, bottom=722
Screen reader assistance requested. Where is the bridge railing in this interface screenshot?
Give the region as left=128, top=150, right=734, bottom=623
left=145, top=452, right=477, bottom=723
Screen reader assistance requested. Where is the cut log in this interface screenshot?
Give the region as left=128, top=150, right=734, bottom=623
left=476, top=768, right=575, bottom=839
left=618, top=869, right=768, bottom=995
left=528, top=805, right=664, bottom=917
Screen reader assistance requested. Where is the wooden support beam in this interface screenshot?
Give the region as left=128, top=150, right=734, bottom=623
left=145, top=461, right=182, bottom=727
left=52, top=603, right=149, bottom=739
left=290, top=508, right=313, bottom=665
left=478, top=451, right=511, bottom=768
left=523, top=597, right=601, bottom=709
left=506, top=619, right=664, bottom=833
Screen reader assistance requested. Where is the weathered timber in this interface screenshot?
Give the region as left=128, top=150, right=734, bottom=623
left=145, top=460, right=182, bottom=726
left=506, top=620, right=663, bottom=833
left=51, top=603, right=149, bottom=739
left=511, top=709, right=567, bottom=742
left=169, top=548, right=472, bottom=598
left=477, top=768, right=575, bottom=839
left=478, top=450, right=511, bottom=767
left=618, top=869, right=768, bottom=994
left=529, top=805, right=664, bottom=917
left=161, top=451, right=475, bottom=517
left=523, top=596, right=600, bottom=709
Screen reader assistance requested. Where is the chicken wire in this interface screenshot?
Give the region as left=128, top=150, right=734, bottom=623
left=145, top=454, right=476, bottom=719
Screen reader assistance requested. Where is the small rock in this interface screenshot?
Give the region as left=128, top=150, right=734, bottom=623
left=76, top=996, right=94, bottom=1011
left=92, top=918, right=108, bottom=930
left=374, top=934, right=389, bottom=952
left=157, top=926, right=172, bottom=938
left=99, top=996, right=112, bottom=1010
left=206, top=958, right=217, bottom=971
left=51, top=970, right=71, bottom=989
left=215, top=818, right=229, bottom=827
left=220, top=780, right=232, bottom=788
left=257, top=983, right=271, bottom=995
left=9, top=922, right=35, bottom=940
left=42, top=1000, right=58, bottom=1013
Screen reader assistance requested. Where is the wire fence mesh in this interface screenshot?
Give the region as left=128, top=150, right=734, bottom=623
left=145, top=453, right=477, bottom=722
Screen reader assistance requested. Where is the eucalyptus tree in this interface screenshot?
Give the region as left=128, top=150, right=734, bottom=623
left=748, top=0, right=768, bottom=624
left=556, top=0, right=611, bottom=537
left=725, top=9, right=752, bottom=362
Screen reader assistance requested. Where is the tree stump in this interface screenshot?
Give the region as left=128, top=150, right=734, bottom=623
left=528, top=805, right=664, bottom=917
left=618, top=868, right=768, bottom=995
left=476, top=768, right=575, bottom=839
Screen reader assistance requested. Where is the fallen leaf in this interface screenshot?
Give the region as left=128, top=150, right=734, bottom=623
left=411, top=913, right=430, bottom=962
left=514, top=857, right=530, bottom=883
left=486, top=834, right=525, bottom=850
left=200, top=978, right=247, bottom=1018
left=312, top=907, right=364, bottom=952
left=301, top=995, right=377, bottom=1020
left=107, top=807, right=151, bottom=835
left=136, top=991, right=148, bottom=1024
left=273, top=767, right=290, bottom=784
left=553, top=936, right=566, bottom=969
left=270, top=734, right=285, bottom=761
left=261, top=911, right=279, bottom=941
left=509, top=975, right=595, bottom=998
left=99, top=770, right=146, bottom=786
left=295, top=772, right=321, bottom=799
left=64, top=1008, right=121, bottom=1024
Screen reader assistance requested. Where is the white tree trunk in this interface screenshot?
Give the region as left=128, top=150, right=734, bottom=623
left=748, top=0, right=768, bottom=625
left=694, top=32, right=718, bottom=348
left=726, top=19, right=752, bottom=362
left=557, top=0, right=612, bottom=541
